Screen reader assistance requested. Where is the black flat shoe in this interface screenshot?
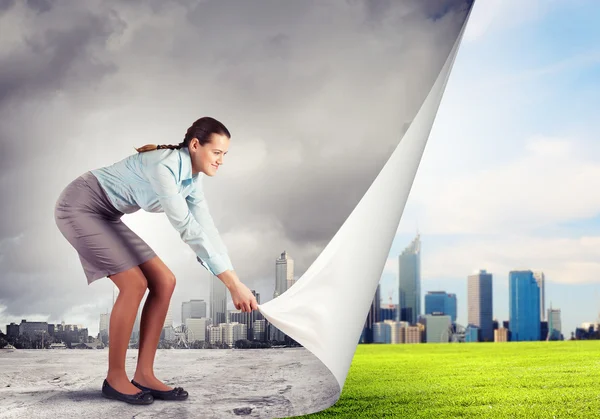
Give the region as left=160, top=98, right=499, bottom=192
left=101, top=379, right=154, bottom=405
left=131, top=379, right=189, bottom=401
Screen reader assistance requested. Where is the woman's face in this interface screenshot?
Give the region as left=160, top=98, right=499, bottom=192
left=190, top=133, right=230, bottom=177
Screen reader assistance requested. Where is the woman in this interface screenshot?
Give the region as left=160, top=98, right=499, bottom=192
left=54, top=116, right=258, bottom=405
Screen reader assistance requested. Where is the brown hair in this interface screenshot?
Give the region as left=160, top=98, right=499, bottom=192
left=135, top=116, right=231, bottom=153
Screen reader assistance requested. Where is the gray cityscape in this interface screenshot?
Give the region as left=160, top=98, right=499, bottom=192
left=1, top=251, right=300, bottom=351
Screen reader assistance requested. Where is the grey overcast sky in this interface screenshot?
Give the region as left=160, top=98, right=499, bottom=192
left=0, top=0, right=471, bottom=335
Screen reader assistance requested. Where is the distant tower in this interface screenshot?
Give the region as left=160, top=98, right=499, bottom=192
left=210, top=274, right=227, bottom=326
left=509, top=270, right=541, bottom=341
left=274, top=251, right=294, bottom=298
left=533, top=271, right=546, bottom=321
left=546, top=304, right=562, bottom=341
left=362, top=283, right=381, bottom=343
left=425, top=291, right=457, bottom=323
left=467, top=270, right=493, bottom=342
left=398, top=234, right=421, bottom=325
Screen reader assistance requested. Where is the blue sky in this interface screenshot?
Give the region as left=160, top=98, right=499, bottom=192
left=380, top=0, right=600, bottom=336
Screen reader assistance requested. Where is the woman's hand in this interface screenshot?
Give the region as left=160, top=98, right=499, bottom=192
left=217, top=270, right=258, bottom=313
left=228, top=280, right=259, bottom=313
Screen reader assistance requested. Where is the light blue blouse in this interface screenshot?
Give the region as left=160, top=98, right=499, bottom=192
left=91, top=147, right=233, bottom=276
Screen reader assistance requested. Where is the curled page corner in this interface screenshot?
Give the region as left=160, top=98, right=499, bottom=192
left=258, top=6, right=473, bottom=403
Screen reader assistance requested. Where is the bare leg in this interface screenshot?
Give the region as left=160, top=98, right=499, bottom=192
left=133, top=256, right=176, bottom=391
left=106, top=267, right=148, bottom=395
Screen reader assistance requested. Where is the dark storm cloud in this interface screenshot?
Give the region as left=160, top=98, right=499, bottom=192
left=0, top=0, right=16, bottom=13
left=0, top=1, right=124, bottom=192
left=26, top=0, right=54, bottom=14
left=0, top=2, right=123, bottom=105
left=0, top=1, right=124, bottom=240
left=0, top=18, right=118, bottom=104
left=0, top=0, right=472, bottom=330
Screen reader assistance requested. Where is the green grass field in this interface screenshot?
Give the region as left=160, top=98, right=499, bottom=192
left=302, top=340, right=600, bottom=418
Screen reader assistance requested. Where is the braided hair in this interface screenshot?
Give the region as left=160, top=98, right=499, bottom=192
left=135, top=117, right=231, bottom=153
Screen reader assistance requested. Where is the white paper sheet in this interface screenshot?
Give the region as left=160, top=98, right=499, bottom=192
left=258, top=6, right=474, bottom=399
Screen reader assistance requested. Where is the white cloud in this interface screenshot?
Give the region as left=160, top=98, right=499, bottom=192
left=410, top=135, right=600, bottom=235
left=420, top=234, right=600, bottom=285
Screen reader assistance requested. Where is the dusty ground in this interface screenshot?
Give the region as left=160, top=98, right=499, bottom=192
left=0, top=347, right=340, bottom=418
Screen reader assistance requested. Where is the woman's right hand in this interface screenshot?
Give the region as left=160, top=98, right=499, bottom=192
left=218, top=270, right=258, bottom=313
left=228, top=279, right=259, bottom=313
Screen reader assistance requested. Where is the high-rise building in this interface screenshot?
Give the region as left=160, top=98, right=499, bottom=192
left=424, top=291, right=457, bottom=323
left=398, top=234, right=421, bottom=325
left=274, top=251, right=294, bottom=298
left=509, top=270, right=541, bottom=341
left=547, top=307, right=562, bottom=340
left=361, top=284, right=381, bottom=343
left=373, top=321, right=391, bottom=343
left=250, top=290, right=263, bottom=323
left=380, top=305, right=397, bottom=321
left=468, top=269, right=494, bottom=342
left=253, top=319, right=267, bottom=342
left=182, top=300, right=207, bottom=324
left=99, top=313, right=109, bottom=334
left=533, top=271, right=546, bottom=321
left=210, top=274, right=228, bottom=326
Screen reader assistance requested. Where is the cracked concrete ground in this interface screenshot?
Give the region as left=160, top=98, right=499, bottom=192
left=0, top=347, right=340, bottom=418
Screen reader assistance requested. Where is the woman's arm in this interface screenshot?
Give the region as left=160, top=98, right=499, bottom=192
left=144, top=162, right=232, bottom=276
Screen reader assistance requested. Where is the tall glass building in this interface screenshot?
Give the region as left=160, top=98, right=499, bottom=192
left=509, top=270, right=541, bottom=341
left=424, top=291, right=457, bottom=323
left=468, top=270, right=494, bottom=342
left=398, top=234, right=421, bottom=325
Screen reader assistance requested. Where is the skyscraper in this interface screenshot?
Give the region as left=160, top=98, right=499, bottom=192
left=547, top=306, right=562, bottom=340
left=509, top=270, right=541, bottom=341
left=182, top=299, right=207, bottom=324
left=210, top=274, right=227, bottom=326
left=361, top=283, right=381, bottom=343
left=99, top=312, right=110, bottom=344
left=533, top=271, right=546, bottom=321
left=467, top=269, right=494, bottom=342
left=424, top=291, right=457, bottom=323
left=274, top=251, right=294, bottom=298
left=398, top=234, right=421, bottom=325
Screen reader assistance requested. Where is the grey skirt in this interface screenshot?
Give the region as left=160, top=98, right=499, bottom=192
left=54, top=171, right=157, bottom=285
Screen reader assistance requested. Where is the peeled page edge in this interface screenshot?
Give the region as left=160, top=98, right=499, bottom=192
left=257, top=4, right=475, bottom=410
